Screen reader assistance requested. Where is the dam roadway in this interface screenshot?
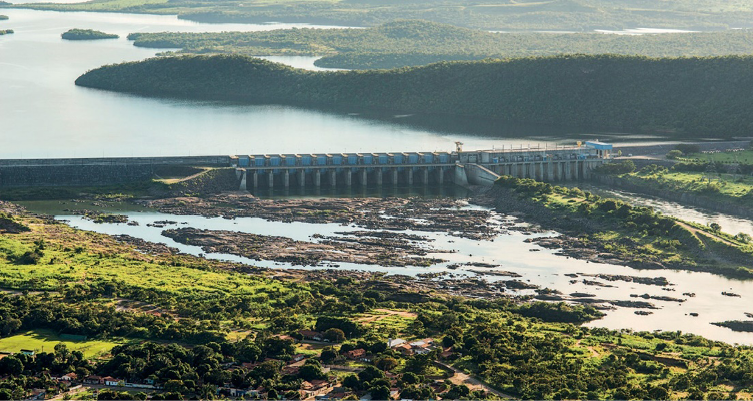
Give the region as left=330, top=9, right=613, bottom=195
left=0, top=143, right=612, bottom=189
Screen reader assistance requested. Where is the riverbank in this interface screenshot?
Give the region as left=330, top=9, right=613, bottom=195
left=590, top=161, right=753, bottom=222
left=7, top=199, right=753, bottom=400
left=478, top=176, right=753, bottom=279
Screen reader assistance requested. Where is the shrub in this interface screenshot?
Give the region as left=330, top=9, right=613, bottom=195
left=593, top=160, right=635, bottom=175
left=675, top=144, right=701, bottom=155
left=666, top=150, right=683, bottom=159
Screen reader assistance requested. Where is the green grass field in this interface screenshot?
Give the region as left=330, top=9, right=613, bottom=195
left=0, top=330, right=126, bottom=358
left=686, top=150, right=753, bottom=164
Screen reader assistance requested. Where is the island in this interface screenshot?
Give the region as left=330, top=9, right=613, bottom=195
left=127, top=20, right=753, bottom=70
left=0, top=15, right=8, bottom=20
left=61, top=28, right=119, bottom=40
left=0, top=29, right=13, bottom=35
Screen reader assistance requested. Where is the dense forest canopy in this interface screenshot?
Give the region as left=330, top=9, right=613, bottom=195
left=127, top=20, right=753, bottom=69
left=76, top=54, right=753, bottom=138
left=9, top=0, right=753, bottom=31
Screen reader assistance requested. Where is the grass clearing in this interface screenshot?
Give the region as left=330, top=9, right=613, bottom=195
left=0, top=329, right=126, bottom=358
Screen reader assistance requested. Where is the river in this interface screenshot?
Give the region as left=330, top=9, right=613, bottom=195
left=19, top=198, right=753, bottom=346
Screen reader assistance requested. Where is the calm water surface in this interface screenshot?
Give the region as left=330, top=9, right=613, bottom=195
left=0, top=8, right=678, bottom=159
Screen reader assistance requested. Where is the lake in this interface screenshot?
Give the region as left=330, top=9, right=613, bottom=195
left=0, top=8, right=672, bottom=159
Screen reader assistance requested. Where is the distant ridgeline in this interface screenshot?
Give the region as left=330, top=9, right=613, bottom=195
left=76, top=54, right=753, bottom=137
left=12, top=0, right=753, bottom=31
left=62, top=28, right=119, bottom=40
left=127, top=20, right=753, bottom=70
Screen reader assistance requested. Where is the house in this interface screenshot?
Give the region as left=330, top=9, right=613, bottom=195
left=102, top=376, right=120, bottom=386
left=282, top=365, right=300, bottom=376
left=60, top=373, right=78, bottom=382
left=301, top=380, right=332, bottom=398
left=290, top=354, right=306, bottom=363
left=242, top=362, right=261, bottom=370
left=345, top=349, right=366, bottom=360
left=440, top=348, right=454, bottom=359
left=299, top=330, right=323, bottom=341
left=28, top=389, right=45, bottom=400
left=322, top=386, right=352, bottom=400
left=387, top=338, right=406, bottom=348
left=19, top=349, right=35, bottom=356
left=84, top=375, right=103, bottom=385
left=394, top=344, right=414, bottom=356
left=390, top=388, right=400, bottom=399
left=274, top=334, right=295, bottom=342
left=228, top=388, right=248, bottom=397
left=403, top=338, right=436, bottom=355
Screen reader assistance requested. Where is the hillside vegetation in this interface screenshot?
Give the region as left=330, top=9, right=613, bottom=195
left=76, top=54, right=753, bottom=137
left=1, top=201, right=753, bottom=400
left=493, top=175, right=753, bottom=278
left=9, top=0, right=753, bottom=31
left=128, top=20, right=753, bottom=69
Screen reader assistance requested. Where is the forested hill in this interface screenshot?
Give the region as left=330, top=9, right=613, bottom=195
left=127, top=20, right=753, bottom=70
left=76, top=54, right=753, bottom=137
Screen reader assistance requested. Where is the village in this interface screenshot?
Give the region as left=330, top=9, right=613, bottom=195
left=6, top=329, right=499, bottom=401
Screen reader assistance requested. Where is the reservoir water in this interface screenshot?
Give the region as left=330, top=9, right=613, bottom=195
left=0, top=8, right=672, bottom=159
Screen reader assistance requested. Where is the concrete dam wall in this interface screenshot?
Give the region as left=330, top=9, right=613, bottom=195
left=0, top=156, right=231, bottom=188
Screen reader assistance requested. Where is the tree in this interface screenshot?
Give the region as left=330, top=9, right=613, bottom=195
left=666, top=150, right=683, bottom=159
left=358, top=365, right=384, bottom=383
left=320, top=347, right=338, bottom=363
left=342, top=374, right=361, bottom=391
left=375, top=357, right=398, bottom=372
left=299, top=363, right=327, bottom=381
left=735, top=233, right=751, bottom=243
left=0, top=356, right=23, bottom=375
left=267, top=389, right=279, bottom=400
left=324, top=328, right=346, bottom=343
left=370, top=385, right=391, bottom=401
left=709, top=222, right=722, bottom=232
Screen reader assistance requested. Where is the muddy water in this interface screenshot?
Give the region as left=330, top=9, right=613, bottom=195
left=22, top=199, right=753, bottom=345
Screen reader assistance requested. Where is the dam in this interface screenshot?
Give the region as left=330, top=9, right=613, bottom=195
left=0, top=142, right=611, bottom=189
left=234, top=143, right=610, bottom=190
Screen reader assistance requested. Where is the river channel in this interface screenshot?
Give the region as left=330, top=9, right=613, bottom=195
left=19, top=195, right=753, bottom=346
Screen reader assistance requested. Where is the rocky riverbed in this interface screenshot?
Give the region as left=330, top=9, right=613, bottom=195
left=141, top=194, right=503, bottom=240
left=162, top=227, right=449, bottom=267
